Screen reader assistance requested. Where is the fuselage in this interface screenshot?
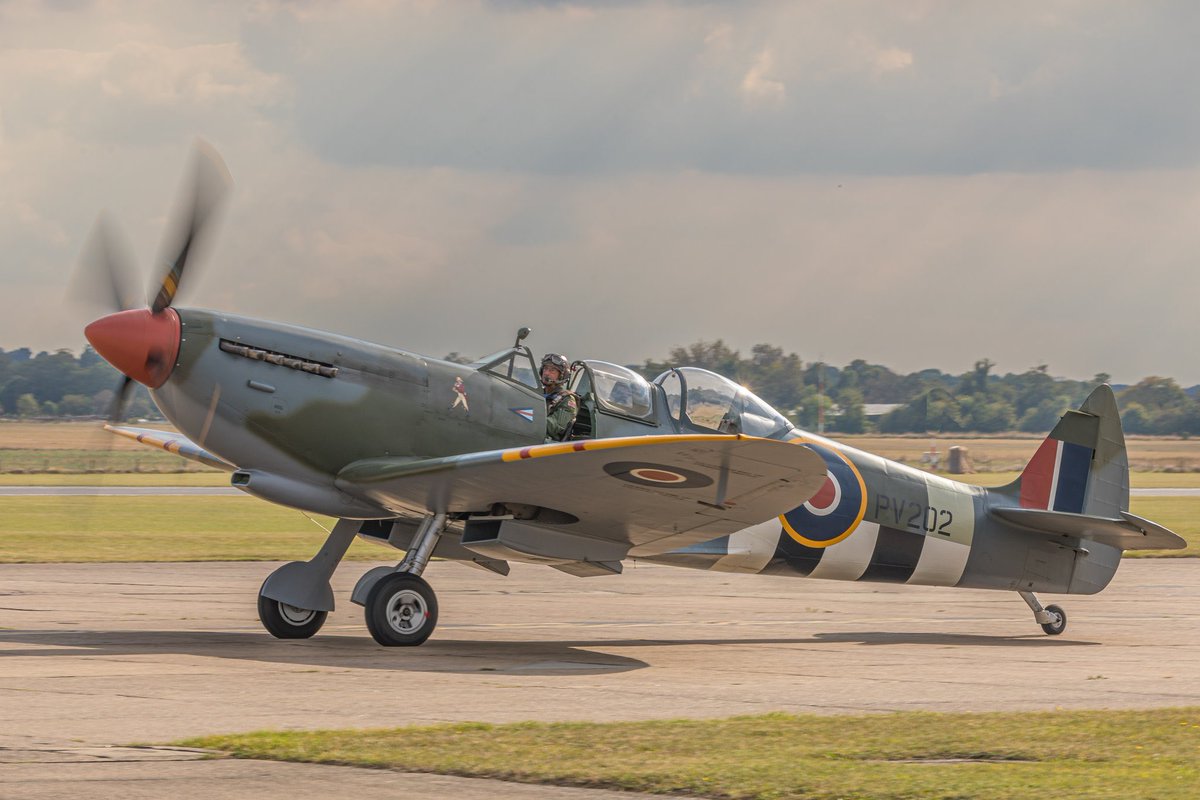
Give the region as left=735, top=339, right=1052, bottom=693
left=149, top=308, right=1117, bottom=597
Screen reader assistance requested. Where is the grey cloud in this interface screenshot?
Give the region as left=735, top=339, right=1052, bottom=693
left=4, top=1, right=1200, bottom=389
left=236, top=1, right=1200, bottom=175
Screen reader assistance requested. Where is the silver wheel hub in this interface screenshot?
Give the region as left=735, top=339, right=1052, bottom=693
left=279, top=602, right=317, bottom=626
left=385, top=589, right=428, bottom=635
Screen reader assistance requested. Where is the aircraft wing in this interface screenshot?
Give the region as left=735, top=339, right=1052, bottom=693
left=336, top=434, right=827, bottom=556
left=105, top=424, right=237, bottom=471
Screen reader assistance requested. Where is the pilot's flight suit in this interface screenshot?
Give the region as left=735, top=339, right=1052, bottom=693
left=545, top=389, right=579, bottom=441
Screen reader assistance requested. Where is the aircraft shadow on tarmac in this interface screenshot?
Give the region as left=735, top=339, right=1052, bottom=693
left=0, top=627, right=1097, bottom=674
left=809, top=631, right=1101, bottom=647
left=0, top=630, right=648, bottom=675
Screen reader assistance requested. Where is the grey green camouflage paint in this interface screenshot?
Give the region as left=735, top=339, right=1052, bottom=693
left=151, top=308, right=1124, bottom=597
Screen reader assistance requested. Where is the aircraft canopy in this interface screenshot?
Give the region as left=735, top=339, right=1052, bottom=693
left=654, top=366, right=792, bottom=439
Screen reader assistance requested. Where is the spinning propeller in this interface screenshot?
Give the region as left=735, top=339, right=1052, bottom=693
left=71, top=141, right=232, bottom=422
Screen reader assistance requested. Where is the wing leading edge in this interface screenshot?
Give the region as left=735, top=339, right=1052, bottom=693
left=337, top=434, right=828, bottom=557
left=105, top=424, right=236, bottom=471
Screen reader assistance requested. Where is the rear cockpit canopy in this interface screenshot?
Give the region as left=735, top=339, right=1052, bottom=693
left=654, top=366, right=792, bottom=439
left=574, top=361, right=654, bottom=421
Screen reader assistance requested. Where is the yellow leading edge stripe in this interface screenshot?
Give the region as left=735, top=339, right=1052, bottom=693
left=499, top=433, right=762, bottom=462
left=105, top=424, right=183, bottom=455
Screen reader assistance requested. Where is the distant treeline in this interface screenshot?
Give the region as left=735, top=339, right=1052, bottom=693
left=5, top=343, right=1200, bottom=436
left=0, top=347, right=159, bottom=421
left=637, top=341, right=1200, bottom=436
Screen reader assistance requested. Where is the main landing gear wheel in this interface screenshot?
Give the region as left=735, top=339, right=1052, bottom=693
left=257, top=590, right=328, bottom=639
left=1040, top=604, right=1067, bottom=636
left=364, top=572, right=439, bottom=647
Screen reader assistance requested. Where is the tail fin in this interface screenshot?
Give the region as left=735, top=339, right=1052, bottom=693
left=1005, top=385, right=1129, bottom=517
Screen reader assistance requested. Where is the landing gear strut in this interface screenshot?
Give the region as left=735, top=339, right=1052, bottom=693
left=361, top=513, right=447, bottom=647
left=1019, top=590, right=1067, bottom=636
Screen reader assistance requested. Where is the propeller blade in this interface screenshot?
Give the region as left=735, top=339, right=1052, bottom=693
left=150, top=139, right=232, bottom=313
left=69, top=212, right=142, bottom=314
left=107, top=375, right=135, bottom=423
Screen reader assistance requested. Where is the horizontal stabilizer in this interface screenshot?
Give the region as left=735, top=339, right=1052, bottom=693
left=991, top=506, right=1185, bottom=551
left=105, top=424, right=236, bottom=471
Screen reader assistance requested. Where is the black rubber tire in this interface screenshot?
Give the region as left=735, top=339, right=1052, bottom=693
left=1040, top=603, right=1067, bottom=636
left=257, top=591, right=327, bottom=639
left=364, top=572, right=438, bottom=647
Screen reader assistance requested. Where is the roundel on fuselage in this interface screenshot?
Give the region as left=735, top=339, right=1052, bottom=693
left=780, top=441, right=867, bottom=548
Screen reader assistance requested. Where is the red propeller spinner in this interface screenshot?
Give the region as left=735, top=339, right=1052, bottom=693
left=71, top=140, right=230, bottom=419
left=84, top=308, right=181, bottom=389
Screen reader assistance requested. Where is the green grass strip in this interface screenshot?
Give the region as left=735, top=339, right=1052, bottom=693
left=0, top=472, right=228, bottom=486
left=182, top=708, right=1200, bottom=799
left=0, top=497, right=381, bottom=563
left=0, top=495, right=1196, bottom=562
left=1124, top=497, right=1200, bottom=556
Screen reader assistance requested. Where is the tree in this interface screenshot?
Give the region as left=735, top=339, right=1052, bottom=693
left=843, top=359, right=905, bottom=403
left=743, top=344, right=805, bottom=411
left=967, top=400, right=1016, bottom=433
left=1119, top=377, right=1188, bottom=412
left=1019, top=396, right=1072, bottom=433
left=16, top=393, right=40, bottom=418
left=1121, top=402, right=1150, bottom=434
left=833, top=387, right=865, bottom=433
left=958, top=358, right=995, bottom=397
left=59, top=394, right=94, bottom=417
left=1013, top=365, right=1055, bottom=416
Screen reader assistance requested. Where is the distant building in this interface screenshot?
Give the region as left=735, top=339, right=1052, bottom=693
left=863, top=403, right=904, bottom=418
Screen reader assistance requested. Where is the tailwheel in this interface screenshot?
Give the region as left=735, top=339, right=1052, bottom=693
left=257, top=590, right=327, bottom=639
left=364, top=572, right=438, bottom=647
left=1019, top=590, right=1067, bottom=637
left=1040, top=604, right=1067, bottom=636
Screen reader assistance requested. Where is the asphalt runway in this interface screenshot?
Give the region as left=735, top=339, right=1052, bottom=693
left=2, top=559, right=1199, bottom=798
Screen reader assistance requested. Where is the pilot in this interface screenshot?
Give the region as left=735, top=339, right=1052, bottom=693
left=540, top=353, right=578, bottom=441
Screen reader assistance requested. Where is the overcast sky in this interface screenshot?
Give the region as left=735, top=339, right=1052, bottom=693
left=3, top=1, right=1199, bottom=383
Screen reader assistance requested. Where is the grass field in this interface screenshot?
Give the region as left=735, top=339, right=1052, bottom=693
left=0, top=497, right=383, bottom=563
left=4, top=422, right=1200, bottom=474
left=0, top=421, right=218, bottom=474
left=841, top=434, right=1200, bottom=473
left=0, top=495, right=1195, bottom=563
left=0, top=472, right=230, bottom=486
left=181, top=708, right=1200, bottom=800
left=0, top=448, right=217, bottom=473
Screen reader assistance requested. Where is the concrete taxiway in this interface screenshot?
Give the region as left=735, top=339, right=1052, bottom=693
left=2, top=559, right=1199, bottom=797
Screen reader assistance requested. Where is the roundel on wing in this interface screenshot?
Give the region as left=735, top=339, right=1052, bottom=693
left=604, top=461, right=714, bottom=489
left=780, top=442, right=867, bottom=548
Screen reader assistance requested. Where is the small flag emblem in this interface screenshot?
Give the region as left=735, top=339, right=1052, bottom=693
left=511, top=408, right=535, bottom=422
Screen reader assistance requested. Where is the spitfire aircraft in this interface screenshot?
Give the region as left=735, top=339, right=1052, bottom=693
left=76, top=144, right=1184, bottom=647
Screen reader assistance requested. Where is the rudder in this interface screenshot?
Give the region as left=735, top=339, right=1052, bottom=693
left=1005, top=385, right=1129, bottom=518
